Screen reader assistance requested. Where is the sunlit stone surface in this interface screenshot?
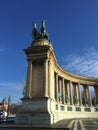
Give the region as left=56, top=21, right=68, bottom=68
left=15, top=21, right=98, bottom=126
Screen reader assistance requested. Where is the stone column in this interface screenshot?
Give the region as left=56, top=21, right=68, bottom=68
left=78, top=83, right=82, bottom=106
left=88, top=86, right=92, bottom=106
left=94, top=86, right=98, bottom=105
left=55, top=74, right=58, bottom=101
left=25, top=61, right=32, bottom=98
left=74, top=83, right=79, bottom=105
left=48, top=60, right=54, bottom=99
left=60, top=78, right=62, bottom=103
left=54, top=72, right=56, bottom=100
left=84, top=85, right=92, bottom=106
left=62, top=78, right=65, bottom=104
left=58, top=77, right=61, bottom=102
left=74, top=83, right=82, bottom=105
left=44, top=59, right=49, bottom=97
left=65, top=81, right=70, bottom=104
left=69, top=81, right=73, bottom=105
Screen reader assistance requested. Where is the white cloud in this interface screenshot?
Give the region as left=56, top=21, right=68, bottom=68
left=62, top=48, right=98, bottom=78
left=0, top=81, right=24, bottom=103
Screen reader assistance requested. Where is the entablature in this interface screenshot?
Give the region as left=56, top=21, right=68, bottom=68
left=53, top=63, right=98, bottom=86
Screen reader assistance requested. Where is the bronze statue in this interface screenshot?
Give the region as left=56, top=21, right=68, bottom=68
left=40, top=20, right=48, bottom=39
left=73, top=95, right=79, bottom=105
left=32, top=20, right=49, bottom=40
left=65, top=94, right=70, bottom=104
left=32, top=22, right=39, bottom=39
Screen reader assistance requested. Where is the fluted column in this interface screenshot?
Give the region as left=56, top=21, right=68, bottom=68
left=44, top=59, right=49, bottom=97
left=25, top=61, right=32, bottom=98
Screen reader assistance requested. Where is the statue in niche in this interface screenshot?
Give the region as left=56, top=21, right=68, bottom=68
left=57, top=92, right=61, bottom=102
left=65, top=94, right=70, bottom=104
left=82, top=96, right=88, bottom=106
left=73, top=95, right=79, bottom=105
left=92, top=97, right=97, bottom=106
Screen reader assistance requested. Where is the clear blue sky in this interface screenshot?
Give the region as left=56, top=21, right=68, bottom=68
left=0, top=0, right=98, bottom=103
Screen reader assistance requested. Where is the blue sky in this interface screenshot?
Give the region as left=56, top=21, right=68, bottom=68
left=0, top=0, right=98, bottom=103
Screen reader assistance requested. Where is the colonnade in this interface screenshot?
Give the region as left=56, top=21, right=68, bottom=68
left=54, top=72, right=98, bottom=106
left=16, top=25, right=98, bottom=125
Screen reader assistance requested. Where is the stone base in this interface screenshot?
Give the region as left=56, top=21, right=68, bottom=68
left=15, top=97, right=55, bottom=125
left=15, top=97, right=98, bottom=126
left=15, top=113, right=54, bottom=125
left=17, top=97, right=55, bottom=114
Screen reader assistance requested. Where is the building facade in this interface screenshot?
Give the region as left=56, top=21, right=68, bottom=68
left=0, top=98, right=8, bottom=112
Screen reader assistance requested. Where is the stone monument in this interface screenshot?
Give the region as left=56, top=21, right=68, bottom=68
left=15, top=21, right=98, bottom=125
left=15, top=21, right=55, bottom=125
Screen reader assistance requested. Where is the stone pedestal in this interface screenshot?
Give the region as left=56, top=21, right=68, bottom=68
left=15, top=113, right=54, bottom=125
left=15, top=97, right=55, bottom=125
